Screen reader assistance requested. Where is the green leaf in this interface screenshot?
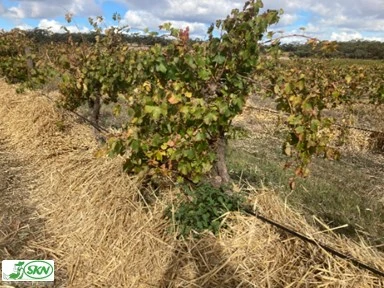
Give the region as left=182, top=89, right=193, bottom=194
left=310, top=120, right=320, bottom=132
left=287, top=115, right=302, bottom=125
left=203, top=112, right=218, bottom=125
left=198, top=69, right=211, bottom=80
left=156, top=63, right=167, bottom=73
left=213, top=54, right=226, bottom=64
left=180, top=106, right=190, bottom=115
left=130, top=139, right=140, bottom=153
left=302, top=101, right=313, bottom=112
left=295, top=126, right=305, bottom=134
left=108, top=139, right=125, bottom=157
left=179, top=163, right=189, bottom=176
left=195, top=132, right=206, bottom=141
left=184, top=149, right=195, bottom=160
left=144, top=105, right=162, bottom=120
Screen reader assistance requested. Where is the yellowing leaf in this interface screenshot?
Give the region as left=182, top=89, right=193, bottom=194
left=155, top=150, right=166, bottom=161
left=202, top=162, right=212, bottom=173
left=168, top=94, right=181, bottom=104
left=345, top=75, right=352, bottom=84
left=161, top=143, right=168, bottom=150
left=143, top=81, right=151, bottom=92
left=296, top=79, right=305, bottom=91
left=185, top=91, right=192, bottom=98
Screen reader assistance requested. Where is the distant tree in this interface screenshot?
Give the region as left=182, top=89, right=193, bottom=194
left=279, top=40, right=384, bottom=59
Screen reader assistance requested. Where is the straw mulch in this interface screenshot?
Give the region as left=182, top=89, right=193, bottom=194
left=0, top=80, right=383, bottom=287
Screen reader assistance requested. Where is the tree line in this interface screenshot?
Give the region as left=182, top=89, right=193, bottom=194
left=21, top=28, right=200, bottom=46
left=280, top=40, right=384, bottom=59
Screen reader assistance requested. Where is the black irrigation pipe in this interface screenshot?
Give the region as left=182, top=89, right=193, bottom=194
left=332, top=122, right=383, bottom=135
left=246, top=105, right=384, bottom=135
left=66, top=108, right=110, bottom=134
left=242, top=206, right=384, bottom=278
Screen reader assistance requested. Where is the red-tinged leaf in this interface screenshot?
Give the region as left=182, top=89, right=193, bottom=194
left=295, top=167, right=303, bottom=177
left=167, top=140, right=175, bottom=147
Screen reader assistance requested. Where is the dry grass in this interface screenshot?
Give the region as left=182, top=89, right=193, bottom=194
left=0, top=80, right=383, bottom=287
left=230, top=99, right=384, bottom=248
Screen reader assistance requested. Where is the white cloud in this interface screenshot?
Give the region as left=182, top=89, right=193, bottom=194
left=123, top=10, right=159, bottom=30
left=331, top=31, right=384, bottom=42
left=331, top=31, right=363, bottom=42
left=304, top=23, right=321, bottom=34
left=38, top=19, right=90, bottom=33
left=7, top=6, right=26, bottom=19
left=15, top=23, right=34, bottom=30
left=3, top=0, right=102, bottom=19
left=309, top=3, right=333, bottom=17
left=121, top=0, right=246, bottom=38
left=163, top=0, right=243, bottom=22
left=122, top=9, right=208, bottom=36
left=278, top=13, right=298, bottom=26
left=123, top=0, right=244, bottom=22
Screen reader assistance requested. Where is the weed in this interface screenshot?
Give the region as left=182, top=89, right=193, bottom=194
left=165, top=184, right=245, bottom=237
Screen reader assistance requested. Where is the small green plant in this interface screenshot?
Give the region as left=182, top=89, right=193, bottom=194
left=226, top=126, right=250, bottom=140
left=166, top=184, right=245, bottom=237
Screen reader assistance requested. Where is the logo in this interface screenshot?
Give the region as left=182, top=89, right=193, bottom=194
left=2, top=260, right=54, bottom=282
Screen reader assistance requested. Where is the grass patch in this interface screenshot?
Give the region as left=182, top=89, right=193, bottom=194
left=227, top=139, right=384, bottom=249
left=76, top=96, right=131, bottom=129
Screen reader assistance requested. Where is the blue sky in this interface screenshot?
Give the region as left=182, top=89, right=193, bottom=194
left=0, top=0, right=383, bottom=41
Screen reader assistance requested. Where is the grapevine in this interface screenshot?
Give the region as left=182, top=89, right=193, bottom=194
left=0, top=0, right=382, bottom=188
